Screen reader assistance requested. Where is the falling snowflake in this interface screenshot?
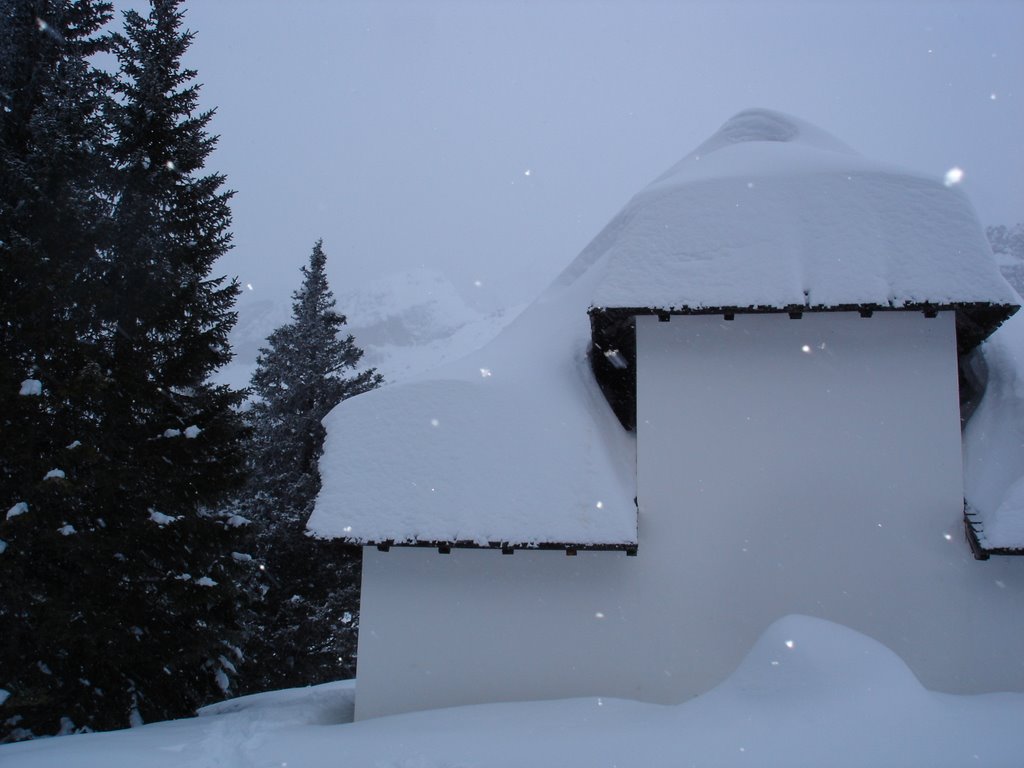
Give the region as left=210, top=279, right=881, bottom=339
left=944, top=167, right=964, bottom=187
left=603, top=348, right=628, bottom=370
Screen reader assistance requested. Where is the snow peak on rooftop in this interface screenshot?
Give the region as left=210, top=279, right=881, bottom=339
left=309, top=109, right=1016, bottom=549
left=588, top=108, right=1017, bottom=312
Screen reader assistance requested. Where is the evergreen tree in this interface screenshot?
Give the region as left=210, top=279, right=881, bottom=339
left=241, top=239, right=381, bottom=693
left=0, top=0, right=113, bottom=538
left=0, top=0, right=118, bottom=742
left=101, top=0, right=245, bottom=510
left=1, top=0, right=252, bottom=740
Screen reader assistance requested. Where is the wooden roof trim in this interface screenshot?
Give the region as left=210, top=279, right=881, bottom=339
left=964, top=504, right=1024, bottom=561
left=589, top=302, right=1019, bottom=431
left=348, top=538, right=638, bottom=556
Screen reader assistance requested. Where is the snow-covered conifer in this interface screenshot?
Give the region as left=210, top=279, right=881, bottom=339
left=239, top=240, right=381, bottom=693
left=1, top=0, right=251, bottom=740
left=249, top=240, right=382, bottom=514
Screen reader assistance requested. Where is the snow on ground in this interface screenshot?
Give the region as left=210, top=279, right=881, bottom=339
left=3, top=616, right=1023, bottom=768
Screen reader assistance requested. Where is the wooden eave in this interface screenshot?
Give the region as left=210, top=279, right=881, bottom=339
left=350, top=538, right=638, bottom=556
left=964, top=504, right=1024, bottom=561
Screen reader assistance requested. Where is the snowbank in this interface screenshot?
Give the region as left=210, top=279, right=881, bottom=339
left=3, top=617, right=1023, bottom=768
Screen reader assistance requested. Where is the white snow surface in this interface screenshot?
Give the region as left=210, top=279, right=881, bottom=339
left=964, top=312, right=1024, bottom=548
left=147, top=510, right=179, bottom=526
left=3, top=617, right=1024, bottom=767
left=311, top=109, right=1012, bottom=546
left=18, top=379, right=41, bottom=396
left=43, top=469, right=65, bottom=481
left=310, top=249, right=637, bottom=545
left=591, top=109, right=1017, bottom=310
left=6, top=502, right=28, bottom=521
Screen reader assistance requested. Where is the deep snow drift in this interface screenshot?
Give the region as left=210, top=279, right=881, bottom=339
left=3, top=616, right=1023, bottom=768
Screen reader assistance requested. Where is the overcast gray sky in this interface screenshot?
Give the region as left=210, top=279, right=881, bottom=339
left=118, top=0, right=1024, bottom=312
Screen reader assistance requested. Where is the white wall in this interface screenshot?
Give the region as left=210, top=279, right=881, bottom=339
left=355, top=311, right=1024, bottom=720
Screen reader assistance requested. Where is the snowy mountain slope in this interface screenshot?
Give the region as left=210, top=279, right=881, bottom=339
left=336, top=269, right=521, bottom=384
left=216, top=269, right=518, bottom=391
left=2, top=616, right=1022, bottom=768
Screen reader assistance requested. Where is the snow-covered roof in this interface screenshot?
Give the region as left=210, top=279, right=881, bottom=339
left=309, top=109, right=1016, bottom=547
left=589, top=109, right=1018, bottom=313
left=308, top=253, right=638, bottom=546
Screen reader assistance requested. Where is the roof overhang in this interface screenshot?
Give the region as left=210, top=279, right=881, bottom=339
left=589, top=301, right=1019, bottom=431
left=359, top=538, right=638, bottom=556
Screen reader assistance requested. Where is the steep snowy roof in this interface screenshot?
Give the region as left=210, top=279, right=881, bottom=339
left=309, top=258, right=638, bottom=546
left=589, top=109, right=1018, bottom=312
left=309, top=109, right=1016, bottom=547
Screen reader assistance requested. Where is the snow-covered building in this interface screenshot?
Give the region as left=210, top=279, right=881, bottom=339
left=309, top=109, right=1024, bottom=720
